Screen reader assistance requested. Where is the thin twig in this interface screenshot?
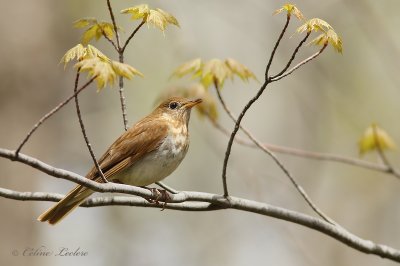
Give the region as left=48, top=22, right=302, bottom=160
left=100, top=27, right=119, bottom=51
left=0, top=164, right=399, bottom=262
left=271, top=31, right=311, bottom=79
left=270, top=44, right=327, bottom=82
left=222, top=15, right=292, bottom=197
left=210, top=118, right=400, bottom=179
left=121, top=20, right=146, bottom=53
left=106, top=0, right=121, bottom=50
left=215, top=85, right=336, bottom=225
left=265, top=14, right=290, bottom=79
left=15, top=76, right=98, bottom=156
left=372, top=124, right=395, bottom=173
left=73, top=71, right=108, bottom=183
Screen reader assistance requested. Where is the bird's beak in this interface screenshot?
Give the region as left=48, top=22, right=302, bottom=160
left=183, top=98, right=202, bottom=109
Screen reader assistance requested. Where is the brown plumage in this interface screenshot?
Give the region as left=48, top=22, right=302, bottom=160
left=38, top=97, right=202, bottom=225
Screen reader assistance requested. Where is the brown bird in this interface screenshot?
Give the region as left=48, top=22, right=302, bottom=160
left=38, top=97, right=202, bottom=225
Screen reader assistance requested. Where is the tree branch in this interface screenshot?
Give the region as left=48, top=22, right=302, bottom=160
left=106, top=0, right=121, bottom=50
left=121, top=20, right=146, bottom=53
left=270, top=44, right=328, bottom=82
left=214, top=85, right=336, bottom=225
left=0, top=181, right=400, bottom=262
left=15, top=76, right=97, bottom=156
left=271, top=31, right=311, bottom=79
left=73, top=71, right=108, bottom=183
left=209, top=117, right=400, bottom=179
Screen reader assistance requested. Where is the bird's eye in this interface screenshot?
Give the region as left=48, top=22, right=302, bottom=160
left=169, top=101, right=179, bottom=110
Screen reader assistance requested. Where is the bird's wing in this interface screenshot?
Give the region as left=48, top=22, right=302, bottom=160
left=85, top=117, right=169, bottom=182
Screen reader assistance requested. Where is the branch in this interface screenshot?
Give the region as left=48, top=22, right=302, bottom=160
left=121, top=20, right=146, bottom=53
left=271, top=31, right=311, bottom=79
left=73, top=71, right=108, bottom=183
left=270, top=44, right=328, bottom=82
left=1, top=183, right=400, bottom=262
left=100, top=27, right=119, bottom=51
left=265, top=14, right=290, bottom=79
left=15, top=76, right=97, bottom=155
left=118, top=53, right=128, bottom=131
left=209, top=117, right=400, bottom=179
left=106, top=0, right=121, bottom=50
left=214, top=85, right=336, bottom=225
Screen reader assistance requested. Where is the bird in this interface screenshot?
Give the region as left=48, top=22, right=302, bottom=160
left=38, top=97, right=202, bottom=225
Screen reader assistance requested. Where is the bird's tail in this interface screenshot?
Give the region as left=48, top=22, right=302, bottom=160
left=37, top=186, right=93, bottom=225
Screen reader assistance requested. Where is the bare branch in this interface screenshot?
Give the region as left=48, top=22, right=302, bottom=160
left=271, top=31, right=311, bottom=79
left=106, top=0, right=121, bottom=50
left=265, top=14, right=291, bottom=79
left=15, top=76, right=97, bottom=156
left=118, top=53, right=129, bottom=131
left=214, top=86, right=336, bottom=225
left=73, top=71, right=108, bottom=183
left=121, top=20, right=146, bottom=53
left=1, top=183, right=400, bottom=262
left=270, top=44, right=328, bottom=82
left=210, top=118, right=400, bottom=179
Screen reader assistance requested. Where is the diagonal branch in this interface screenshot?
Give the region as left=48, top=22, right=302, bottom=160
left=270, top=44, right=327, bottom=82
left=121, top=20, right=146, bottom=53
left=73, top=71, right=108, bottom=183
left=271, top=31, right=311, bottom=79
left=15, top=76, right=97, bottom=156
left=209, top=118, right=400, bottom=179
left=214, top=85, right=336, bottom=224
left=106, top=0, right=121, bottom=50
left=265, top=14, right=291, bottom=79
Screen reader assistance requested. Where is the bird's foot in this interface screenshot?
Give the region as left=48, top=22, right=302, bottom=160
left=141, top=187, right=171, bottom=210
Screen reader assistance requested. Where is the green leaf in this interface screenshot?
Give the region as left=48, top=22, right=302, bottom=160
left=82, top=25, right=99, bottom=45
left=111, top=61, right=144, bottom=79
left=359, top=124, right=396, bottom=155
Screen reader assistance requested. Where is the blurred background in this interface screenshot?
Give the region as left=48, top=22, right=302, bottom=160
left=1, top=0, right=399, bottom=265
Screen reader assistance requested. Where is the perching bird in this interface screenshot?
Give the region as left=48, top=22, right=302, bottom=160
left=38, top=97, right=202, bottom=224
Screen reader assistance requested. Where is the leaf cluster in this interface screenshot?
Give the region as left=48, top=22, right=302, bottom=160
left=359, top=124, right=396, bottom=155
left=171, top=58, right=257, bottom=89
left=121, top=4, right=179, bottom=32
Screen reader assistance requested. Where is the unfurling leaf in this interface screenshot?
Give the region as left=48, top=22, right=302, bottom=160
left=225, top=58, right=258, bottom=82
left=358, top=124, right=396, bottom=155
left=297, top=18, right=333, bottom=33
left=73, top=18, right=116, bottom=45
left=171, top=58, right=202, bottom=78
left=60, top=44, right=109, bottom=68
left=273, top=4, right=304, bottom=20
left=171, top=58, right=256, bottom=89
left=111, top=61, right=144, bottom=79
left=121, top=4, right=179, bottom=33
left=310, top=29, right=343, bottom=53
left=121, top=4, right=150, bottom=20
left=75, top=57, right=116, bottom=89
left=156, top=83, right=218, bottom=122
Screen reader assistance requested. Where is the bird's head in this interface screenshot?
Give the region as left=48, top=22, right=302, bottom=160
left=154, top=97, right=202, bottom=125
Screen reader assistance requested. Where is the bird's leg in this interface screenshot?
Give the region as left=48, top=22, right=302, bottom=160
left=140, top=187, right=170, bottom=209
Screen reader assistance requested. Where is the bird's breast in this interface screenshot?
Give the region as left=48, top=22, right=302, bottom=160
left=115, top=125, right=189, bottom=186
